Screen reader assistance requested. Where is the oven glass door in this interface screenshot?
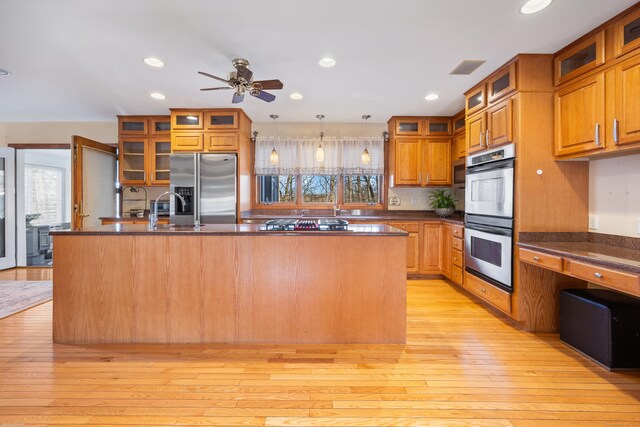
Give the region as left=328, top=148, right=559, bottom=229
left=465, top=224, right=513, bottom=289
left=465, top=166, right=513, bottom=218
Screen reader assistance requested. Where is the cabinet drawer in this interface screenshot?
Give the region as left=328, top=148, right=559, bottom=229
left=451, top=224, right=464, bottom=238
left=564, top=259, right=640, bottom=296
left=171, top=133, right=204, bottom=152
left=519, top=248, right=563, bottom=272
left=388, top=222, right=420, bottom=233
left=451, top=236, right=463, bottom=251
left=451, top=249, right=463, bottom=268
left=451, top=265, right=463, bottom=285
left=206, top=132, right=239, bottom=151
left=464, top=272, right=511, bottom=314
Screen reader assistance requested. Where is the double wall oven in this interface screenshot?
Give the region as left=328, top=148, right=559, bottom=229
left=464, top=144, right=515, bottom=292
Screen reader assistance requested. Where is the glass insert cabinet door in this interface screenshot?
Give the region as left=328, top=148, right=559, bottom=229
left=0, top=147, right=16, bottom=270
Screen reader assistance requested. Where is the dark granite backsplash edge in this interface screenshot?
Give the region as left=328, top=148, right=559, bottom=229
left=519, top=232, right=640, bottom=251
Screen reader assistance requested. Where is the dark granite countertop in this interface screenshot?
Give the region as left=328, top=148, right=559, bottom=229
left=241, top=209, right=465, bottom=225
left=517, top=232, right=640, bottom=273
left=50, top=223, right=408, bottom=237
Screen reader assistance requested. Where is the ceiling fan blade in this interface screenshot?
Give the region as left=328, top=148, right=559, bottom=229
left=252, top=79, right=284, bottom=90
left=251, top=90, right=276, bottom=103
left=198, top=71, right=230, bottom=84
left=236, top=66, right=253, bottom=82
left=200, top=87, right=232, bottom=91
left=232, top=92, right=245, bottom=103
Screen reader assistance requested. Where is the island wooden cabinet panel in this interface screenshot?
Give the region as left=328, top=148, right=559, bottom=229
left=388, top=222, right=420, bottom=273
left=554, top=73, right=606, bottom=156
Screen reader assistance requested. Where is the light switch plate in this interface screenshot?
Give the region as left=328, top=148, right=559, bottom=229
left=588, top=215, right=598, bottom=230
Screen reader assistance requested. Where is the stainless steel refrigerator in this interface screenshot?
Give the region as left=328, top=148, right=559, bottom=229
left=169, top=153, right=237, bottom=225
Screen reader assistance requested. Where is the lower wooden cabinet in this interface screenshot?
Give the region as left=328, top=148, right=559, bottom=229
left=464, top=271, right=512, bottom=314
left=421, top=223, right=441, bottom=274
left=388, top=222, right=421, bottom=273
left=440, top=223, right=452, bottom=276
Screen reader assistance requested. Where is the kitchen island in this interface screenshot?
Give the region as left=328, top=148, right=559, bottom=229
left=50, top=224, right=407, bottom=344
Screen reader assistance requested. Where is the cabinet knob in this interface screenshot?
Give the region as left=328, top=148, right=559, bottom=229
left=594, top=272, right=603, bottom=279
left=533, top=256, right=540, bottom=261
left=453, top=257, right=458, bottom=261
left=481, top=287, right=486, bottom=293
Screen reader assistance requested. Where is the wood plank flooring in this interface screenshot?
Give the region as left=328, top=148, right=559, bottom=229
left=0, top=274, right=638, bottom=426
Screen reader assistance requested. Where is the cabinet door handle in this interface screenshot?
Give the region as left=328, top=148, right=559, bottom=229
left=479, top=131, right=484, bottom=148
left=425, top=172, right=430, bottom=184
left=594, top=272, right=603, bottom=279
left=143, top=172, right=146, bottom=183
left=594, top=123, right=600, bottom=146
left=486, top=129, right=491, bottom=147
left=613, top=119, right=619, bottom=144
left=152, top=172, right=155, bottom=182
left=533, top=256, right=540, bottom=261
left=418, top=172, right=422, bottom=183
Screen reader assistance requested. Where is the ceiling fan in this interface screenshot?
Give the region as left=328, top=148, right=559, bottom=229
left=199, top=58, right=283, bottom=103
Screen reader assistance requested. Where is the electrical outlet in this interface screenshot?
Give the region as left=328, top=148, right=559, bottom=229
left=389, top=196, right=401, bottom=206
left=588, top=215, right=599, bottom=230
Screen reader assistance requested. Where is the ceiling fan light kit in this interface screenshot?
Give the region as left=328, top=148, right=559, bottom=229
left=199, top=58, right=283, bottom=104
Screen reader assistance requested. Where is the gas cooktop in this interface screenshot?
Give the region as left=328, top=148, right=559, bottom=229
left=264, top=219, right=349, bottom=231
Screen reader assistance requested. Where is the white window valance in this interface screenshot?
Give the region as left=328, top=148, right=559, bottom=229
left=255, top=136, right=384, bottom=176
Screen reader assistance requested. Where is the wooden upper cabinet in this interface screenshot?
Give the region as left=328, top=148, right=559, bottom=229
left=426, top=118, right=451, bottom=136
left=150, top=117, right=171, bottom=135
left=118, top=117, right=148, bottom=135
left=205, top=132, right=239, bottom=151
left=453, top=113, right=465, bottom=134
left=205, top=111, right=239, bottom=130
left=171, top=132, right=204, bottom=152
left=394, top=118, right=424, bottom=136
left=614, top=7, right=640, bottom=58
left=171, top=111, right=204, bottom=130
left=453, top=132, right=466, bottom=160
left=555, top=73, right=605, bottom=156
left=149, top=138, right=171, bottom=185
left=488, top=62, right=517, bottom=104
left=394, top=138, right=422, bottom=185
left=119, top=137, right=148, bottom=185
left=486, top=98, right=514, bottom=148
left=466, top=85, right=486, bottom=117
left=466, top=112, right=486, bottom=155
left=554, top=31, right=605, bottom=85
left=611, top=53, right=640, bottom=147
left=424, top=138, right=451, bottom=186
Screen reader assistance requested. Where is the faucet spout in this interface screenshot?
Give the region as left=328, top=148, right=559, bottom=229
left=149, top=191, right=186, bottom=230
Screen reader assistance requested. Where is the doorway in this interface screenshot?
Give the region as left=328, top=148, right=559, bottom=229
left=15, top=148, right=71, bottom=267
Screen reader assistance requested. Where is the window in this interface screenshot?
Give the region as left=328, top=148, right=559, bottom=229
left=302, top=175, right=337, bottom=203
left=25, top=164, right=64, bottom=226
left=259, top=175, right=296, bottom=204
left=343, top=175, right=380, bottom=204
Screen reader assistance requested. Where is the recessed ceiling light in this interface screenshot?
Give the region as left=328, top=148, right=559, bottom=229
left=0, top=68, right=10, bottom=76
left=150, top=92, right=166, bottom=100
left=425, top=93, right=439, bottom=101
left=318, top=57, right=336, bottom=68
left=289, top=92, right=304, bottom=100
left=143, top=57, right=164, bottom=68
left=519, top=0, right=553, bottom=14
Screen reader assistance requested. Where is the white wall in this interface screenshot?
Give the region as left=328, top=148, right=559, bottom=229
left=589, top=153, right=640, bottom=237
left=0, top=121, right=117, bottom=146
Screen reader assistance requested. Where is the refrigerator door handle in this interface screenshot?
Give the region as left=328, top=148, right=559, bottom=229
left=195, top=154, right=201, bottom=224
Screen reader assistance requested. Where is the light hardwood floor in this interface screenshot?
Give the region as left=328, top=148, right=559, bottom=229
left=0, top=274, right=638, bottom=426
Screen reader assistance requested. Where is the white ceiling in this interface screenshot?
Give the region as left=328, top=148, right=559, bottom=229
left=0, top=0, right=637, bottom=123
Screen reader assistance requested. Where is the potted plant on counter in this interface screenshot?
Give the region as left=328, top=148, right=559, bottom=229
left=428, top=189, right=457, bottom=218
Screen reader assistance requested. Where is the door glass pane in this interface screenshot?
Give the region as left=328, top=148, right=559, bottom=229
left=0, top=159, right=5, bottom=258
left=560, top=44, right=596, bottom=77
left=122, top=141, right=145, bottom=181
left=429, top=122, right=449, bottom=133
left=398, top=122, right=419, bottom=132
left=491, top=73, right=511, bottom=96
left=25, top=165, right=63, bottom=226
left=122, top=121, right=145, bottom=132
left=468, top=91, right=483, bottom=109
left=454, top=118, right=465, bottom=131
left=210, top=115, right=235, bottom=126
left=154, top=121, right=171, bottom=132
left=471, top=236, right=502, bottom=267
left=470, top=178, right=504, bottom=202
left=176, top=115, right=200, bottom=125
left=624, top=17, right=640, bottom=45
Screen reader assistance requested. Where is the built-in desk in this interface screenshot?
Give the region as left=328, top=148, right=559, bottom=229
left=515, top=232, right=640, bottom=332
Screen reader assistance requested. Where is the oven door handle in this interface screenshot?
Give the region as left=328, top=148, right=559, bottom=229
left=466, top=158, right=514, bottom=174
left=466, top=223, right=513, bottom=237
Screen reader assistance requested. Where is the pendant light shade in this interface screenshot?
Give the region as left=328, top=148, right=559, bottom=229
left=361, top=147, right=371, bottom=165
left=270, top=147, right=279, bottom=164
left=316, top=143, right=325, bottom=162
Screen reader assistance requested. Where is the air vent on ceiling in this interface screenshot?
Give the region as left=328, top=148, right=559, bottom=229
left=450, top=60, right=486, bottom=75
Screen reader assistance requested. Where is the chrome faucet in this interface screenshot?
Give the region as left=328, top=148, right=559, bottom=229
left=149, top=191, right=186, bottom=230
left=333, top=202, right=341, bottom=217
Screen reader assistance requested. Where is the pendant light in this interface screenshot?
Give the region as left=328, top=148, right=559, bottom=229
left=269, top=114, right=279, bottom=165
left=361, top=115, right=371, bottom=165
left=316, top=114, right=325, bottom=162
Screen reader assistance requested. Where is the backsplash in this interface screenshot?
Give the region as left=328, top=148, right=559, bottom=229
left=388, top=187, right=465, bottom=211
left=589, top=153, right=640, bottom=237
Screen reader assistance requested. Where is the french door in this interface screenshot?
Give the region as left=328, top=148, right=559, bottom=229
left=0, top=147, right=16, bottom=270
